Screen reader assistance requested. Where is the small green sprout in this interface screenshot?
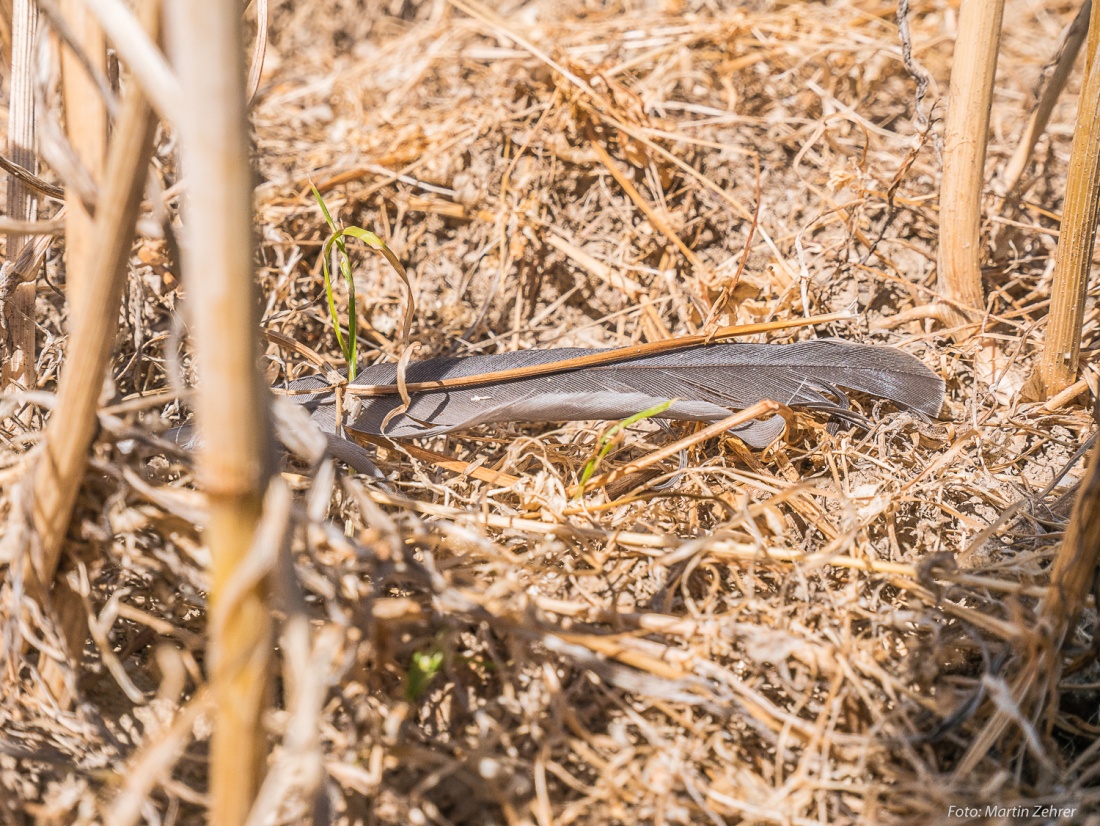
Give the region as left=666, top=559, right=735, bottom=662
left=406, top=646, right=445, bottom=701
left=575, top=399, right=674, bottom=496
left=311, top=184, right=410, bottom=381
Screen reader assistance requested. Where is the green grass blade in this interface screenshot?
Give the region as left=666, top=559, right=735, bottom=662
left=312, top=184, right=359, bottom=379
left=311, top=187, right=409, bottom=382
left=575, top=399, right=674, bottom=494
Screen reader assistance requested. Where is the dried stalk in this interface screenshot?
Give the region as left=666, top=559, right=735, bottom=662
left=1031, top=0, right=1100, bottom=397
left=27, top=0, right=115, bottom=705
left=59, top=0, right=107, bottom=311
left=245, top=0, right=268, bottom=104
left=82, top=0, right=181, bottom=124
left=27, top=8, right=158, bottom=634
left=167, top=0, right=276, bottom=821
left=1030, top=431, right=1099, bottom=750
left=0, top=0, right=12, bottom=64
left=0, top=216, right=64, bottom=235
left=936, top=0, right=1005, bottom=316
left=1001, top=0, right=1091, bottom=197
left=1044, top=433, right=1100, bottom=649
left=0, top=152, right=64, bottom=199
left=1, top=0, right=38, bottom=392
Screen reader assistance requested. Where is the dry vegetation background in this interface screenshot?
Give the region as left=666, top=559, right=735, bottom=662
left=2, top=0, right=1100, bottom=823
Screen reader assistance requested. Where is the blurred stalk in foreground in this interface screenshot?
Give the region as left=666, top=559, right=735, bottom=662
left=1031, top=0, right=1100, bottom=398
left=1, top=0, right=37, bottom=391
left=32, top=0, right=113, bottom=706
left=168, top=1, right=276, bottom=822
left=937, top=0, right=1005, bottom=320
left=59, top=0, right=107, bottom=312
left=27, top=0, right=159, bottom=707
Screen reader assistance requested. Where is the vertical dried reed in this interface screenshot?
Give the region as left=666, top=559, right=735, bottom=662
left=59, top=0, right=106, bottom=311
left=29, top=0, right=113, bottom=705
left=1001, top=0, right=1091, bottom=198
left=0, top=0, right=13, bottom=63
left=27, top=4, right=158, bottom=658
left=82, top=0, right=180, bottom=123
left=1032, top=0, right=1100, bottom=397
left=167, top=1, right=275, bottom=821
left=937, top=0, right=1005, bottom=317
left=1, top=0, right=38, bottom=391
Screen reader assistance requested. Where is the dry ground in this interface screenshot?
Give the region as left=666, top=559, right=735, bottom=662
left=2, top=0, right=1100, bottom=823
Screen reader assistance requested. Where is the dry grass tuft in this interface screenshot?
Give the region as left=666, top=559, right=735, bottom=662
left=2, top=0, right=1099, bottom=823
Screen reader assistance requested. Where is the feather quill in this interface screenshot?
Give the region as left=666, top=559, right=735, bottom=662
left=291, top=338, right=944, bottom=450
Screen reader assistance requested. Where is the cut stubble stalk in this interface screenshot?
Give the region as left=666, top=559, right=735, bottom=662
left=937, top=0, right=1005, bottom=320
left=1031, top=0, right=1100, bottom=397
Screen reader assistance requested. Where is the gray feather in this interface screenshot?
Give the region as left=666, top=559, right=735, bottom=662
left=294, top=338, right=944, bottom=450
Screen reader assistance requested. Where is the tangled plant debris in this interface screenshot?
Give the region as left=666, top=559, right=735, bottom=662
left=1, top=0, right=1098, bottom=823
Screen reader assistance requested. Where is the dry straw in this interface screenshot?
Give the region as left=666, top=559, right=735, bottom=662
left=1001, top=0, right=1092, bottom=197
left=32, top=0, right=110, bottom=705
left=2, top=1, right=1099, bottom=823
left=1045, top=431, right=1100, bottom=654
left=83, top=0, right=181, bottom=123
left=58, top=0, right=106, bottom=311
left=0, top=0, right=37, bottom=391
left=167, top=0, right=275, bottom=821
left=1032, top=0, right=1100, bottom=397
left=936, top=0, right=1005, bottom=321
left=26, top=0, right=158, bottom=703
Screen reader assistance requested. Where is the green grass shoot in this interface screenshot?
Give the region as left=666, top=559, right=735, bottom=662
left=406, top=646, right=445, bottom=701
left=575, top=399, right=674, bottom=496
left=311, top=184, right=409, bottom=381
